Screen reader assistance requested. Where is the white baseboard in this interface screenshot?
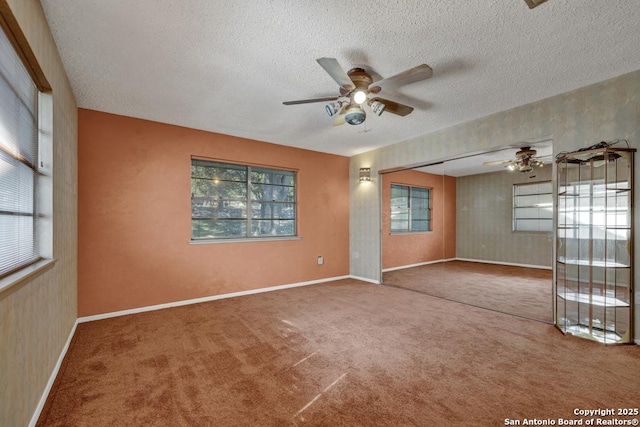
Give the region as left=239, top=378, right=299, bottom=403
left=78, top=275, right=353, bottom=323
left=382, top=258, right=456, bottom=273
left=29, top=318, right=78, bottom=427
left=349, top=275, right=381, bottom=284
left=455, top=257, right=552, bottom=270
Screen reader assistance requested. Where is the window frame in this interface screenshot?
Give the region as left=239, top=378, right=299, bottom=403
left=390, top=183, right=432, bottom=234
left=190, top=158, right=298, bottom=242
left=0, top=7, right=53, bottom=291
left=512, top=180, right=553, bottom=232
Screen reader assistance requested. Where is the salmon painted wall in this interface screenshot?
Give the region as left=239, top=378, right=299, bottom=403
left=382, top=170, right=456, bottom=270
left=78, top=109, right=350, bottom=316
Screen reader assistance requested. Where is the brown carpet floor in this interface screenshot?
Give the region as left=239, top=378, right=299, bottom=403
left=383, top=261, right=553, bottom=323
left=38, top=279, right=639, bottom=426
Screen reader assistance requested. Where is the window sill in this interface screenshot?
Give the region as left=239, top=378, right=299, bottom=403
left=390, top=231, right=433, bottom=235
left=0, top=259, right=57, bottom=295
left=189, top=236, right=302, bottom=245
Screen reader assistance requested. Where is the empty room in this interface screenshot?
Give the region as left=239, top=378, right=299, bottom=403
left=1, top=1, right=639, bottom=426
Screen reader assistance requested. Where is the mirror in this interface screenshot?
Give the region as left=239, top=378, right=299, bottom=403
left=381, top=140, right=554, bottom=323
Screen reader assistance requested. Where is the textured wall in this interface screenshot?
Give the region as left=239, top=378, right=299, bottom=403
left=78, top=109, right=350, bottom=317
left=456, top=165, right=553, bottom=267
left=381, top=170, right=456, bottom=270
left=350, top=70, right=639, bottom=339
left=0, top=1, right=77, bottom=426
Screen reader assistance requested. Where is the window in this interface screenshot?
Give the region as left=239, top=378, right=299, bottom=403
left=390, top=184, right=431, bottom=233
left=513, top=181, right=552, bottom=232
left=191, top=159, right=296, bottom=240
left=0, top=24, right=41, bottom=278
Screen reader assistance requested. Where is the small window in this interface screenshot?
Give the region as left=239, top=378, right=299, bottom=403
left=0, top=24, right=41, bottom=278
left=191, top=159, right=296, bottom=240
left=390, top=184, right=431, bottom=233
left=513, top=181, right=552, bottom=232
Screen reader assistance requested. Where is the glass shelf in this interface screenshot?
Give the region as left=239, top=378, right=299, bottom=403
left=556, top=257, right=630, bottom=268
left=556, top=290, right=630, bottom=307
left=562, top=324, right=625, bottom=344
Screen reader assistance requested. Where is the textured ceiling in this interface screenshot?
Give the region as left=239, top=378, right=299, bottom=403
left=40, top=1, right=640, bottom=157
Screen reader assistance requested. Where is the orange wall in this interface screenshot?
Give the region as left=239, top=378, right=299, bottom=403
left=382, top=170, right=456, bottom=269
left=78, top=109, right=350, bottom=316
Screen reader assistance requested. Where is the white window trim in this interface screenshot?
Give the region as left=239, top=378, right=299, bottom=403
left=191, top=159, right=298, bottom=240
left=390, top=183, right=432, bottom=234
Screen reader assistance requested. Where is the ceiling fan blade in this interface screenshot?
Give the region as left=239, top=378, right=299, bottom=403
left=524, top=0, right=549, bottom=9
left=369, top=64, right=433, bottom=93
left=316, top=57, right=355, bottom=91
left=283, top=96, right=339, bottom=106
left=483, top=159, right=514, bottom=166
left=371, top=97, right=414, bottom=116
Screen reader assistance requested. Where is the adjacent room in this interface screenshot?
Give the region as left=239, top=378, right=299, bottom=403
left=1, top=1, right=639, bottom=426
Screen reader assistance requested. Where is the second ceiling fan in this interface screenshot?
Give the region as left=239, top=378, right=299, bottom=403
left=283, top=57, right=432, bottom=126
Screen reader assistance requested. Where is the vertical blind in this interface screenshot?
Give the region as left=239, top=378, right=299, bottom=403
left=0, top=24, right=40, bottom=278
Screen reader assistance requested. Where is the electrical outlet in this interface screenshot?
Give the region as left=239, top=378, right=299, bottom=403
left=317, top=256, right=324, bottom=265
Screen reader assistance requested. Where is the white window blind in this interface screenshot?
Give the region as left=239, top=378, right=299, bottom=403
left=513, top=181, right=553, bottom=232
left=0, top=24, right=40, bottom=278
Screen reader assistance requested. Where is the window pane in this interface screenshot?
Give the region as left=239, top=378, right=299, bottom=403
left=391, top=184, right=409, bottom=209
left=513, top=181, right=552, bottom=232
left=251, top=183, right=295, bottom=202
left=191, top=178, right=247, bottom=200
left=251, top=219, right=295, bottom=236
left=191, top=160, right=247, bottom=181
left=192, top=219, right=246, bottom=239
left=191, top=159, right=296, bottom=239
left=251, top=168, right=295, bottom=185
left=411, top=219, right=430, bottom=231
left=191, top=198, right=247, bottom=219
left=251, top=202, right=295, bottom=219
left=391, top=219, right=408, bottom=233
left=411, top=208, right=430, bottom=221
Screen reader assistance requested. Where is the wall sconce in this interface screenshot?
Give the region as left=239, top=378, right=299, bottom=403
left=359, top=167, right=371, bottom=182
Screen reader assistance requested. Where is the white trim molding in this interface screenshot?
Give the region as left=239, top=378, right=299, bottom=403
left=454, top=257, right=552, bottom=270
left=78, top=275, right=356, bottom=323
left=29, top=319, right=78, bottom=427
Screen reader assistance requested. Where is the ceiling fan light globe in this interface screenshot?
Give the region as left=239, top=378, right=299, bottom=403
left=345, top=106, right=366, bottom=125
left=325, top=102, right=340, bottom=117
left=353, top=90, right=367, bottom=105
left=370, top=100, right=386, bottom=116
